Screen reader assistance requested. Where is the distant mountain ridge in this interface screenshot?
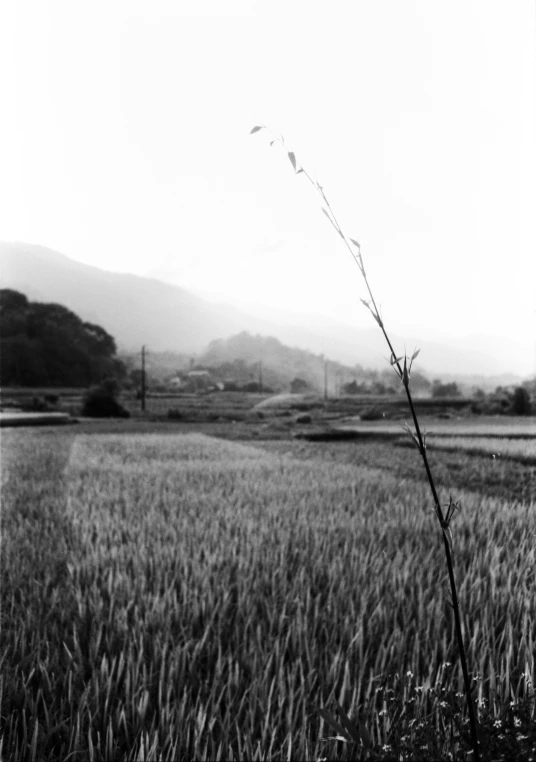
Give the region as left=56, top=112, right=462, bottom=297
left=0, top=242, right=276, bottom=353
left=0, top=241, right=527, bottom=381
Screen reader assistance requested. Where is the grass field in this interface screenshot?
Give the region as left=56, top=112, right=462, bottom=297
left=421, top=437, right=536, bottom=466
left=1, top=427, right=535, bottom=760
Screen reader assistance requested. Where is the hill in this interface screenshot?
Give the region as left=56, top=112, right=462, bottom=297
left=197, top=332, right=433, bottom=395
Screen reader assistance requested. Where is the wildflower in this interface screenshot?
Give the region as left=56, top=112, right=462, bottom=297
left=494, top=720, right=502, bottom=728
left=514, top=717, right=521, bottom=727
left=406, top=671, right=414, bottom=679
left=382, top=745, right=391, bottom=752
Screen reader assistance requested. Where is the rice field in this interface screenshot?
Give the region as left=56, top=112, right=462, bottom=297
left=1, top=429, right=535, bottom=761
left=424, top=437, right=536, bottom=465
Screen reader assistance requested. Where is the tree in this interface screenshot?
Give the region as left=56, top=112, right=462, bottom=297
left=511, top=386, right=531, bottom=415
left=431, top=380, right=462, bottom=398
left=290, top=377, right=310, bottom=394
left=0, top=289, right=125, bottom=387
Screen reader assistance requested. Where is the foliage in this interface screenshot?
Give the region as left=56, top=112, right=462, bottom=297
left=511, top=386, right=532, bottom=415
left=200, top=332, right=399, bottom=395
left=360, top=405, right=385, bottom=421
left=432, top=380, right=462, bottom=398
left=1, top=431, right=534, bottom=760
left=290, top=377, right=311, bottom=393
left=0, top=289, right=125, bottom=387
left=82, top=380, right=130, bottom=418
left=470, top=385, right=535, bottom=417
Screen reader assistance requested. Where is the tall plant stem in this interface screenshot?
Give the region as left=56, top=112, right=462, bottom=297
left=253, top=127, right=481, bottom=761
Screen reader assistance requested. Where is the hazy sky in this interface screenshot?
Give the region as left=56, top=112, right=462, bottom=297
left=1, top=1, right=535, bottom=362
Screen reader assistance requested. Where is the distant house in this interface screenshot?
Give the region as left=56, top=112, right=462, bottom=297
left=168, top=369, right=223, bottom=392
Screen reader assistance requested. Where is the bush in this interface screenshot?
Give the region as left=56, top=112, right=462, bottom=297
left=360, top=405, right=385, bottom=421
left=290, top=377, right=310, bottom=394
left=511, top=386, right=532, bottom=415
left=431, top=380, right=461, bottom=398
left=82, top=385, right=130, bottom=418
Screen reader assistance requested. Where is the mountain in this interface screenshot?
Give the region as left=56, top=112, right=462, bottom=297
left=0, top=242, right=276, bottom=353
left=0, top=241, right=528, bottom=380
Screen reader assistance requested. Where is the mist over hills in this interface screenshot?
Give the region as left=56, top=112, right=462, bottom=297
left=0, top=241, right=527, bottom=384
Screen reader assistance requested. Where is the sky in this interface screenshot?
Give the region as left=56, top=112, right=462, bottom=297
left=1, top=0, right=535, bottom=371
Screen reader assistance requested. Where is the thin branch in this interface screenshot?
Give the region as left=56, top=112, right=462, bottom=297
left=253, top=128, right=481, bottom=762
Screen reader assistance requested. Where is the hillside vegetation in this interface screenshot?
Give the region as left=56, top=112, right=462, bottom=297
left=0, top=289, right=125, bottom=387
left=197, top=332, right=432, bottom=395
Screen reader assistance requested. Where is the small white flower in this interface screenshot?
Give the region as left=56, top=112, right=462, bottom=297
left=494, top=720, right=502, bottom=728
left=514, top=717, right=521, bottom=727
left=382, top=744, right=391, bottom=752
left=406, top=671, right=414, bottom=679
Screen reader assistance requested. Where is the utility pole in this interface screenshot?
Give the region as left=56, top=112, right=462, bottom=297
left=258, top=358, right=263, bottom=393
left=323, top=356, right=328, bottom=402
left=141, top=345, right=146, bottom=412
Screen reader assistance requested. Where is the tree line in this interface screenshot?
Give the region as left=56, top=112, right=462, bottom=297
left=0, top=289, right=125, bottom=387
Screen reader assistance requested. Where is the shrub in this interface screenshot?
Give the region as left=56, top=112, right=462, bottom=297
left=432, top=380, right=462, bottom=398
left=290, top=377, right=310, bottom=394
left=360, top=405, right=385, bottom=421
left=82, top=384, right=130, bottom=418
left=511, top=386, right=532, bottom=415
